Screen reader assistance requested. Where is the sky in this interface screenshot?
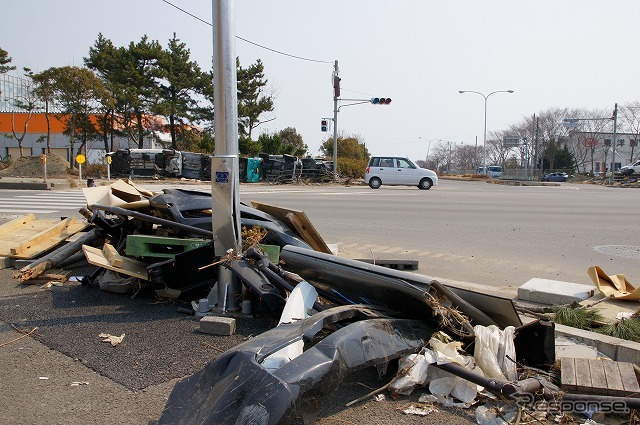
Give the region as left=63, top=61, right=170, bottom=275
left=3, top=0, right=640, bottom=163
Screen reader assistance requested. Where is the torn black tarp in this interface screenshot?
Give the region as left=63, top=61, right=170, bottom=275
left=279, top=244, right=501, bottom=331
left=147, top=188, right=312, bottom=249
left=158, top=304, right=434, bottom=425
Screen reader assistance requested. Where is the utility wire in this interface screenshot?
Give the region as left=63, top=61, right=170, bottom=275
left=161, top=0, right=333, bottom=64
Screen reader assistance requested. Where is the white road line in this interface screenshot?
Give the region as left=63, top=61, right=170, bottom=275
left=0, top=209, right=58, bottom=213
left=0, top=203, right=85, bottom=208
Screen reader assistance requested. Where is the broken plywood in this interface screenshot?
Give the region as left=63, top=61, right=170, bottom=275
left=0, top=214, right=88, bottom=259
left=251, top=201, right=331, bottom=253
left=82, top=244, right=149, bottom=281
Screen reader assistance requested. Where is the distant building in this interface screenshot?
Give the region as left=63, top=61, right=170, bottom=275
left=0, top=74, right=169, bottom=162
left=569, top=130, right=639, bottom=173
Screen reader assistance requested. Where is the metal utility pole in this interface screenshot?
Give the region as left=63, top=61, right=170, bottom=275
left=610, top=103, right=618, bottom=185
left=209, top=0, right=241, bottom=313
left=332, top=60, right=339, bottom=177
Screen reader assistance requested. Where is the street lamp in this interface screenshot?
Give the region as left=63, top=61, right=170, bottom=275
left=418, top=137, right=434, bottom=166
left=459, top=90, right=514, bottom=175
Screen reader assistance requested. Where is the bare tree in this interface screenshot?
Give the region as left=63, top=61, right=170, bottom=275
left=486, top=130, right=514, bottom=166
left=619, top=102, right=640, bottom=163
left=9, top=69, right=39, bottom=157
left=566, top=108, right=609, bottom=173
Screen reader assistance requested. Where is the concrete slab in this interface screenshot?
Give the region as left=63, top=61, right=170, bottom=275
left=199, top=315, right=236, bottom=336
left=555, top=336, right=599, bottom=359
left=518, top=278, right=595, bottom=305
left=0, top=257, right=14, bottom=269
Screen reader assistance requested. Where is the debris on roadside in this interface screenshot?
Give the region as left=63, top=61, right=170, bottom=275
left=98, top=333, right=125, bottom=346
left=397, top=404, right=438, bottom=416
left=3, top=178, right=639, bottom=424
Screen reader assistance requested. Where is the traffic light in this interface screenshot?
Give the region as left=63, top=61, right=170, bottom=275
left=321, top=119, right=328, bottom=132
left=370, top=97, right=392, bottom=105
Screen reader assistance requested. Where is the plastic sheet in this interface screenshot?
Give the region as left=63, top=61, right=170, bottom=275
left=473, top=325, right=516, bottom=381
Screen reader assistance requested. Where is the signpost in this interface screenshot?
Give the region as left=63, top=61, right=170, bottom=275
left=41, top=154, right=47, bottom=184
left=76, top=154, right=85, bottom=181
left=106, top=155, right=112, bottom=180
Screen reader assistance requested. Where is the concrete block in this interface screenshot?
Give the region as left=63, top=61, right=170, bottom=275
left=0, top=257, right=14, bottom=269
left=518, top=278, right=595, bottom=305
left=13, top=259, right=33, bottom=270
left=199, top=315, right=236, bottom=336
left=616, top=341, right=640, bottom=364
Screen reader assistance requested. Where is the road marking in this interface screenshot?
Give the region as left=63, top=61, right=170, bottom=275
left=0, top=209, right=58, bottom=214
left=0, top=192, right=88, bottom=214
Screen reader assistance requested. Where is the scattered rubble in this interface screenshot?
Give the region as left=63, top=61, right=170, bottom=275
left=0, top=178, right=637, bottom=424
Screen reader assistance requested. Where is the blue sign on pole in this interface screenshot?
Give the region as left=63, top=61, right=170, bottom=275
left=215, top=171, right=230, bottom=183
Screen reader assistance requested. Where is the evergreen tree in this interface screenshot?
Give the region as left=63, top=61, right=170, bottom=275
left=237, top=59, right=274, bottom=139
left=0, top=47, right=15, bottom=74
left=155, top=34, right=205, bottom=150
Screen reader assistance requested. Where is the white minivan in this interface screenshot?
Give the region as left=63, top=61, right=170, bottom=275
left=364, top=156, right=438, bottom=189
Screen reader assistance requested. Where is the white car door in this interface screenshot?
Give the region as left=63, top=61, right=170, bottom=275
left=374, top=157, right=397, bottom=184
left=395, top=158, right=419, bottom=185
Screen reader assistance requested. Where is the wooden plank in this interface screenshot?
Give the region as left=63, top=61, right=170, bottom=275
left=82, top=244, right=149, bottom=281
left=251, top=201, right=331, bottom=254
left=0, top=214, right=89, bottom=259
left=10, top=217, right=87, bottom=258
left=588, top=359, right=608, bottom=395
left=618, top=361, right=640, bottom=394
left=602, top=358, right=625, bottom=396
left=574, top=358, right=592, bottom=392
left=560, top=357, right=577, bottom=392
left=0, top=214, right=37, bottom=237
left=0, top=214, right=53, bottom=256
left=21, top=269, right=73, bottom=285
left=285, top=212, right=329, bottom=253
left=103, top=244, right=123, bottom=267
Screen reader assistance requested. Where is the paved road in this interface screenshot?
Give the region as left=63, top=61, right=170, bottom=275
left=0, top=179, right=637, bottom=295
left=0, top=178, right=637, bottom=424
left=241, top=180, right=640, bottom=295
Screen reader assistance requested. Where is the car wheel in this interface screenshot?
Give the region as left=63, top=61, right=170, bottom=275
left=368, top=177, right=382, bottom=189
left=418, top=178, right=433, bottom=190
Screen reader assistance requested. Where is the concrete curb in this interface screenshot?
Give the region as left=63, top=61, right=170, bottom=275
left=0, top=178, right=73, bottom=190
left=554, top=323, right=640, bottom=363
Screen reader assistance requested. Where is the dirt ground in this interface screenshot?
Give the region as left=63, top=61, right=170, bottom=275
left=0, top=154, right=72, bottom=178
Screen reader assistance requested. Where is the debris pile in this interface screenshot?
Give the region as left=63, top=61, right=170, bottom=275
left=0, top=154, right=70, bottom=178
left=3, top=179, right=638, bottom=424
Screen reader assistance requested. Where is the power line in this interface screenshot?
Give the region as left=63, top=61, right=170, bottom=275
left=161, top=0, right=333, bottom=64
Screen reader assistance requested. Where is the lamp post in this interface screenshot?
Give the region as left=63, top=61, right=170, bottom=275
left=459, top=90, right=514, bottom=174
left=418, top=137, right=434, bottom=166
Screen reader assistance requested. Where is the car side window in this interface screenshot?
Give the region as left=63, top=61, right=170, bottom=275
left=370, top=157, right=380, bottom=167
left=397, top=159, right=413, bottom=169
left=380, top=158, right=393, bottom=167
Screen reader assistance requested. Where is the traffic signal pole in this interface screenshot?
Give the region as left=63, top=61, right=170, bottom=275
left=328, top=60, right=390, bottom=177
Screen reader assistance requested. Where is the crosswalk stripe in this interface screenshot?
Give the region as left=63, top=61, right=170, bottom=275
left=0, top=202, right=85, bottom=207
left=0, top=209, right=58, bottom=213
left=0, top=192, right=88, bottom=214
